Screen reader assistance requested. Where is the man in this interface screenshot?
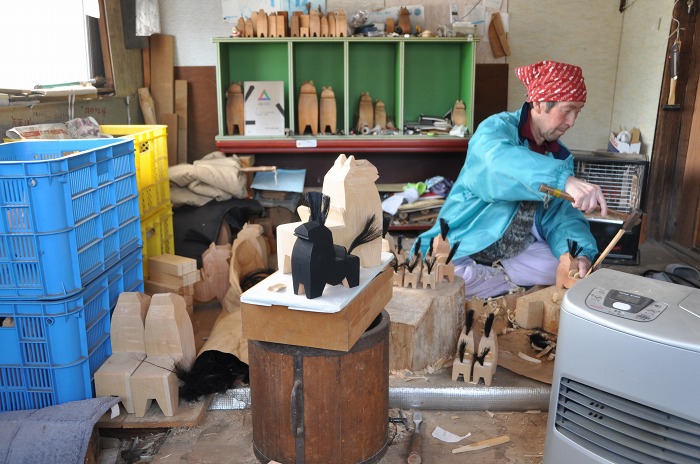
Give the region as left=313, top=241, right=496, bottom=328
left=416, top=60, right=608, bottom=298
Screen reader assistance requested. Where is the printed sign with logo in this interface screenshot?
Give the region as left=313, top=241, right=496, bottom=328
left=243, top=81, right=286, bottom=136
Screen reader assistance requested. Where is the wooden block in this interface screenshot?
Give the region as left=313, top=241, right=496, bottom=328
left=149, top=254, right=197, bottom=276
left=319, top=86, right=336, bottom=134
left=297, top=80, right=318, bottom=135
left=385, top=278, right=466, bottom=371
left=244, top=18, right=254, bottom=37
left=309, top=10, right=320, bottom=37
left=276, top=13, right=286, bottom=37
left=226, top=82, right=245, bottom=135
left=356, top=92, right=373, bottom=132
left=290, top=15, right=300, bottom=37
left=144, top=293, right=196, bottom=361
left=150, top=269, right=201, bottom=287
left=194, top=243, right=231, bottom=303
left=515, top=285, right=561, bottom=334
left=336, top=10, right=347, bottom=37
left=267, top=13, right=276, bottom=38
left=144, top=280, right=183, bottom=296
left=130, top=358, right=180, bottom=417
left=515, top=300, right=544, bottom=329
left=242, top=267, right=393, bottom=352
left=256, top=10, right=268, bottom=37
left=374, top=99, right=386, bottom=130
left=328, top=12, right=336, bottom=37
left=175, top=80, right=188, bottom=165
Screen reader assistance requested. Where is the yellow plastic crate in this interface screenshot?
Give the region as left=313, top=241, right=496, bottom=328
left=140, top=204, right=175, bottom=281
left=100, top=125, right=170, bottom=219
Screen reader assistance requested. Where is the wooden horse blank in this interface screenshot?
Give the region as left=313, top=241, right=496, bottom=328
left=297, top=80, right=318, bottom=135
left=374, top=100, right=387, bottom=130
left=94, top=292, right=151, bottom=414
left=130, top=293, right=196, bottom=417
left=556, top=240, right=584, bottom=289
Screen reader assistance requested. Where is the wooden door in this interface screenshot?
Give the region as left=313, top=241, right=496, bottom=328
left=646, top=4, right=699, bottom=257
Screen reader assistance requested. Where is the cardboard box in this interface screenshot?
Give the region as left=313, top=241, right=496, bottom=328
left=241, top=268, right=393, bottom=351
left=243, top=81, right=285, bottom=136
left=608, top=127, right=641, bottom=153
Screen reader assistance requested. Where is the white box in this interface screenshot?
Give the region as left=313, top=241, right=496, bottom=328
left=608, top=128, right=641, bottom=154
left=243, top=81, right=285, bottom=136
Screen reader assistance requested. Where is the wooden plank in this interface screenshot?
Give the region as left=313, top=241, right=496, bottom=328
left=175, top=79, right=188, bottom=164
left=150, top=269, right=201, bottom=287
left=97, top=0, right=114, bottom=92
left=160, top=112, right=178, bottom=166
left=142, top=47, right=151, bottom=89
left=137, top=87, right=157, bottom=124
left=150, top=33, right=175, bottom=122
left=174, top=66, right=219, bottom=161
left=97, top=394, right=212, bottom=429
left=103, top=0, right=143, bottom=97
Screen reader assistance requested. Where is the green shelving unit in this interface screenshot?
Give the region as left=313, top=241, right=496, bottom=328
left=213, top=36, right=476, bottom=154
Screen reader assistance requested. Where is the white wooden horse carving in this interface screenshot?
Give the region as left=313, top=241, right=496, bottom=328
left=277, top=154, right=383, bottom=273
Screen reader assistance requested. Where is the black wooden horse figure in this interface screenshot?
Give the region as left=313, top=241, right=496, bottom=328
left=291, top=192, right=380, bottom=299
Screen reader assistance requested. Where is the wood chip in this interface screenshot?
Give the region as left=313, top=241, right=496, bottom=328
left=517, top=351, right=542, bottom=363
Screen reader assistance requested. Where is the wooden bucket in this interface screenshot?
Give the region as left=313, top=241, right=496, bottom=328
left=249, top=310, right=390, bottom=464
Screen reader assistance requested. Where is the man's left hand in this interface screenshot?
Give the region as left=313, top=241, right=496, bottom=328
left=577, top=256, right=592, bottom=277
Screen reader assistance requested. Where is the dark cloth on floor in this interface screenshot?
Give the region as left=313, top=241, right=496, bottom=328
left=172, top=198, right=264, bottom=266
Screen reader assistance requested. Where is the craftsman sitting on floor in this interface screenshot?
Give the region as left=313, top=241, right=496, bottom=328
left=416, top=60, right=608, bottom=298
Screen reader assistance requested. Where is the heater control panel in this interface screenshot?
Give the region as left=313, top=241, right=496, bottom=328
left=585, top=287, right=668, bottom=321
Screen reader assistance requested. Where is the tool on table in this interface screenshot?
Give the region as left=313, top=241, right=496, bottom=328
left=586, top=208, right=643, bottom=277
left=539, top=184, right=629, bottom=222
left=407, top=412, right=423, bottom=464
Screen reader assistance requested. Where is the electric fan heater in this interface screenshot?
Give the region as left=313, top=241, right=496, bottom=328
left=543, top=269, right=700, bottom=463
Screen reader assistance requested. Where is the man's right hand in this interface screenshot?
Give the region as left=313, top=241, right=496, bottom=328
left=565, top=176, right=608, bottom=216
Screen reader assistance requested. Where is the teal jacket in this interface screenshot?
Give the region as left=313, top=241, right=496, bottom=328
left=416, top=103, right=598, bottom=262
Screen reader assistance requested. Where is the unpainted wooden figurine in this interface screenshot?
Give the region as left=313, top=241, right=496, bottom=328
left=556, top=240, right=584, bottom=289
left=256, top=9, right=268, bottom=37
left=319, top=86, right=337, bottom=134
left=402, top=253, right=422, bottom=288
left=452, top=309, right=476, bottom=382
left=336, top=9, right=347, bottom=36
left=309, top=10, right=321, bottom=37
left=397, top=7, right=411, bottom=34
left=374, top=100, right=386, bottom=130
left=356, top=92, right=374, bottom=133
left=298, top=80, right=319, bottom=135
left=226, top=82, right=245, bottom=135
left=277, top=154, right=383, bottom=273
left=452, top=100, right=467, bottom=126
left=290, top=14, right=300, bottom=36
left=328, top=12, right=337, bottom=37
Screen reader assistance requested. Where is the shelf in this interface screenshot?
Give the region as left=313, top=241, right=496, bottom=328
left=213, top=36, right=475, bottom=153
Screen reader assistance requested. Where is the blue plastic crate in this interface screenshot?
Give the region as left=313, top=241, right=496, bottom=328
left=0, top=138, right=142, bottom=299
left=0, top=247, right=144, bottom=411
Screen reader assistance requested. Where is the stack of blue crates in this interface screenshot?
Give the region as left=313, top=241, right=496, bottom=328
left=0, top=138, right=144, bottom=411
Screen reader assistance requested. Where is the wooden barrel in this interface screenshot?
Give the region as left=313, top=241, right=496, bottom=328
left=249, top=310, right=390, bottom=464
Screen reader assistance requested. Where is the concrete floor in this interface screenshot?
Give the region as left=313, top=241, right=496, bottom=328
left=135, top=239, right=697, bottom=464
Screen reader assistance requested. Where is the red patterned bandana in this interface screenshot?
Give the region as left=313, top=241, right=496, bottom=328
left=515, top=60, right=587, bottom=102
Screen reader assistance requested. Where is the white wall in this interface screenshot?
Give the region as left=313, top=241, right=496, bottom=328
left=160, top=0, right=673, bottom=156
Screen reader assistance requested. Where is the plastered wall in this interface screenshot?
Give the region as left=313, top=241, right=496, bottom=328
left=159, top=0, right=674, bottom=155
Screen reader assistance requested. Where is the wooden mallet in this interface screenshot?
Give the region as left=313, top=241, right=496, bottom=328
left=539, top=184, right=629, bottom=222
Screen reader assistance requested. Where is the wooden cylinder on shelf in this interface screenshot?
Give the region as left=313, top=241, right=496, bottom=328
left=249, top=311, right=390, bottom=464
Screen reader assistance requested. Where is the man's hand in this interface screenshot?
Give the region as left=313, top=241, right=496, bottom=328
left=565, top=176, right=609, bottom=216
left=577, top=255, right=592, bottom=278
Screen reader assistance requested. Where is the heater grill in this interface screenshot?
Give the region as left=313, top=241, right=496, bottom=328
left=573, top=158, right=646, bottom=213
left=554, top=377, right=700, bottom=464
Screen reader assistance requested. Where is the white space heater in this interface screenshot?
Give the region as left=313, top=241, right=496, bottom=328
left=543, top=269, right=700, bottom=463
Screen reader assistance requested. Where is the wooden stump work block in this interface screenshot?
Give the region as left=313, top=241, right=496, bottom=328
left=298, top=80, right=318, bottom=135
left=386, top=278, right=466, bottom=371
